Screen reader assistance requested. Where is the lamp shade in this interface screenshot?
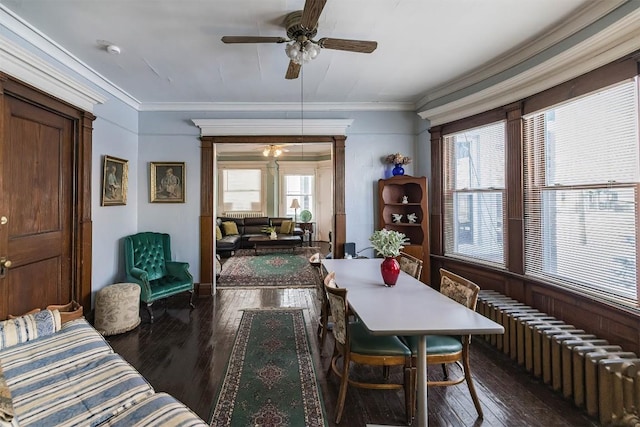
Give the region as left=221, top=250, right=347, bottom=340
left=290, top=198, right=301, bottom=209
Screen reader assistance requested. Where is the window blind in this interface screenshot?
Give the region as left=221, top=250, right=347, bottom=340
left=443, top=121, right=506, bottom=266
left=523, top=79, right=640, bottom=303
left=223, top=169, right=262, bottom=212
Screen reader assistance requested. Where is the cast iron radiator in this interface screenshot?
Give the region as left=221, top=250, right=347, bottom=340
left=477, top=290, right=639, bottom=426
left=222, top=211, right=264, bottom=218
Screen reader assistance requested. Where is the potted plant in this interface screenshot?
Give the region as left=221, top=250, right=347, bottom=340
left=262, top=225, right=277, bottom=240
left=369, top=228, right=409, bottom=286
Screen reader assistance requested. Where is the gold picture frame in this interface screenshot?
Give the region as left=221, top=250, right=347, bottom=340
left=150, top=161, right=186, bottom=203
left=101, top=155, right=128, bottom=206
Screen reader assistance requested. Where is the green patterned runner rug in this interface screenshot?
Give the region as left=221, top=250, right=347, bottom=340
left=217, top=248, right=321, bottom=289
left=210, top=309, right=328, bottom=427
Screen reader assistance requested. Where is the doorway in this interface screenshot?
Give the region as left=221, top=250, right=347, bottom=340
left=198, top=135, right=346, bottom=295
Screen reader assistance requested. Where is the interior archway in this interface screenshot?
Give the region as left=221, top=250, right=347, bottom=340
left=198, top=134, right=346, bottom=294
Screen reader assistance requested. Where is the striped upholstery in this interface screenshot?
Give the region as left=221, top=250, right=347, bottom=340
left=0, top=319, right=113, bottom=382
left=0, top=310, right=61, bottom=350
left=9, top=354, right=154, bottom=426
left=0, top=318, right=205, bottom=427
left=99, top=393, right=207, bottom=426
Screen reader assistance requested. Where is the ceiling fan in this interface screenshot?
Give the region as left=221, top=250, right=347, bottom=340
left=221, top=0, right=378, bottom=80
left=262, top=144, right=291, bottom=157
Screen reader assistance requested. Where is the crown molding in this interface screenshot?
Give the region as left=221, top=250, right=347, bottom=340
left=418, top=7, right=640, bottom=126
left=0, top=5, right=140, bottom=110
left=141, top=101, right=413, bottom=112
left=414, top=0, right=626, bottom=110
left=0, top=35, right=106, bottom=112
left=192, top=119, right=354, bottom=136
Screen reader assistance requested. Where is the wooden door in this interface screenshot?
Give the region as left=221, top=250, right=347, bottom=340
left=0, top=94, right=74, bottom=318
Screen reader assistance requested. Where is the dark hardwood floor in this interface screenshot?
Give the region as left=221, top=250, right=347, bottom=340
left=107, top=247, right=599, bottom=427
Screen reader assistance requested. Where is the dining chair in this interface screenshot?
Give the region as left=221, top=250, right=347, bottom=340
left=316, top=270, right=335, bottom=350
left=397, top=251, right=424, bottom=280
left=403, top=268, right=483, bottom=419
left=325, top=282, right=413, bottom=424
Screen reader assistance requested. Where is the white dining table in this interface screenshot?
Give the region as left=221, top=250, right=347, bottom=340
left=322, top=258, right=504, bottom=427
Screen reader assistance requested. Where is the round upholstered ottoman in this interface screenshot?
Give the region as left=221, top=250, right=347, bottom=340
left=94, top=283, right=141, bottom=336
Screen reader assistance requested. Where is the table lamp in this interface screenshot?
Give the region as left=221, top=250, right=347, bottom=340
left=290, top=198, right=301, bottom=222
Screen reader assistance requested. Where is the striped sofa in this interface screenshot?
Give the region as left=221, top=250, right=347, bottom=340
left=0, top=313, right=206, bottom=426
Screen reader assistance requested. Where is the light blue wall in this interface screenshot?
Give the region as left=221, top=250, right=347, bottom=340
left=91, top=102, right=139, bottom=295
left=138, top=109, right=419, bottom=277
left=0, top=21, right=141, bottom=302
left=2, top=10, right=424, bottom=297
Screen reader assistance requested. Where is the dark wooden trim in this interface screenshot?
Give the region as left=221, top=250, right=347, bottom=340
left=429, top=126, right=443, bottom=287
left=438, top=108, right=506, bottom=136
left=504, top=102, right=524, bottom=274
left=432, top=256, right=640, bottom=355
left=333, top=136, right=346, bottom=259
left=199, top=134, right=347, bottom=287
left=523, top=56, right=638, bottom=115
left=77, top=112, right=94, bottom=312
left=199, top=139, right=214, bottom=295
left=0, top=73, right=93, bottom=316
left=430, top=53, right=640, bottom=357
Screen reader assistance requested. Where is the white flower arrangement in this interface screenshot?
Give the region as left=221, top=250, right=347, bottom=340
left=369, top=228, right=409, bottom=258
left=384, top=152, right=412, bottom=165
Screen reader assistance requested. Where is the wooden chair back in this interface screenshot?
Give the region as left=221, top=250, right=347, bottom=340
left=439, top=268, right=479, bottom=310
left=324, top=283, right=348, bottom=346
left=398, top=252, right=423, bottom=280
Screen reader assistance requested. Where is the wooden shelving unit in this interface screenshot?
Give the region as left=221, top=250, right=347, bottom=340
left=378, top=175, right=430, bottom=282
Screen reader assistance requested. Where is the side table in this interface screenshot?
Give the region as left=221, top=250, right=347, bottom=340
left=297, top=221, right=315, bottom=245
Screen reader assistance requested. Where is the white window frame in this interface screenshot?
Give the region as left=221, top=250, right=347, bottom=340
left=279, top=161, right=317, bottom=219
left=523, top=79, right=640, bottom=304
left=443, top=121, right=507, bottom=267
left=217, top=161, right=267, bottom=215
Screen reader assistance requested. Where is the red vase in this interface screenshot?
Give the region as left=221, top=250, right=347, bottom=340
left=380, top=256, right=400, bottom=287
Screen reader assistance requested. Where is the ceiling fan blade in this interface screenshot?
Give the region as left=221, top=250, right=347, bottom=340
left=318, top=38, right=377, bottom=53
left=285, top=61, right=301, bottom=80
left=221, top=36, right=287, bottom=44
left=301, top=0, right=327, bottom=29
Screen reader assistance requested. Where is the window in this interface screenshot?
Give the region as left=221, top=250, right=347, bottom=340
left=222, top=169, right=262, bottom=213
left=284, top=174, right=314, bottom=219
left=524, top=79, right=640, bottom=303
left=443, top=121, right=506, bottom=265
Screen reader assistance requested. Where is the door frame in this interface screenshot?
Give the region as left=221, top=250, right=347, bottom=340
left=0, top=73, right=93, bottom=316
left=198, top=134, right=346, bottom=295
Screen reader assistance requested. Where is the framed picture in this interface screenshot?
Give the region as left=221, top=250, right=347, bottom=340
left=150, top=161, right=185, bottom=203
left=101, top=155, right=128, bottom=206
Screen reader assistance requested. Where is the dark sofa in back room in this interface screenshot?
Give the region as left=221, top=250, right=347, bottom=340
left=216, top=216, right=304, bottom=255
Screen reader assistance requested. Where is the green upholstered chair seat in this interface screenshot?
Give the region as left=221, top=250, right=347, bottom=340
left=350, top=322, right=411, bottom=356
left=147, top=276, right=193, bottom=300
left=402, top=335, right=463, bottom=355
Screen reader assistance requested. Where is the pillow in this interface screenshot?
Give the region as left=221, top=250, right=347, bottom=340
left=0, top=309, right=62, bottom=350
left=222, top=221, right=239, bottom=235
left=216, top=225, right=222, bottom=240
left=279, top=220, right=294, bottom=234
left=0, top=364, right=14, bottom=424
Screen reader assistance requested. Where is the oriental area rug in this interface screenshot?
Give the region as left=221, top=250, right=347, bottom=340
left=209, top=309, right=328, bottom=427
left=216, top=248, right=322, bottom=289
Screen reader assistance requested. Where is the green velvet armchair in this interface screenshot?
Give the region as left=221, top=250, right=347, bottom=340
left=124, top=232, right=194, bottom=323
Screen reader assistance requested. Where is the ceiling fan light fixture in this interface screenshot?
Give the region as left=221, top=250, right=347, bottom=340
left=263, top=145, right=284, bottom=157
left=285, top=40, right=320, bottom=65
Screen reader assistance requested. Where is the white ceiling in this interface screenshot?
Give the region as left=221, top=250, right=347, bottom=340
left=0, top=0, right=599, bottom=107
